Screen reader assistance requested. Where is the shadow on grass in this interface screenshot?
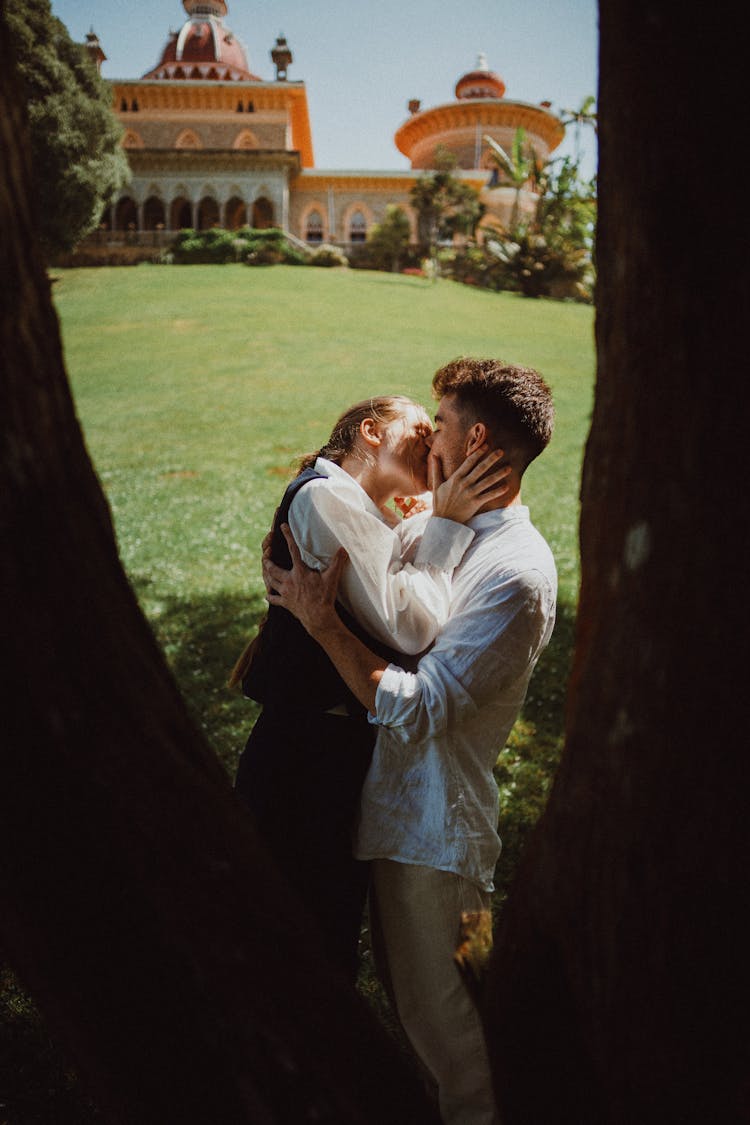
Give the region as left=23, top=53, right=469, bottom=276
left=0, top=585, right=268, bottom=1125
left=145, top=582, right=576, bottom=893
left=129, top=578, right=270, bottom=779
left=0, top=589, right=576, bottom=1122
left=0, top=964, right=103, bottom=1125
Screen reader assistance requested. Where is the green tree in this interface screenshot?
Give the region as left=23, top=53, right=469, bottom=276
left=4, top=0, right=128, bottom=258
left=485, top=154, right=596, bottom=299
left=484, top=128, right=544, bottom=230
left=559, top=95, right=598, bottom=166
left=365, top=204, right=412, bottom=272
left=410, top=149, right=481, bottom=268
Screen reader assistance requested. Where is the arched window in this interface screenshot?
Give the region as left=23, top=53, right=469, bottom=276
left=349, top=210, right=367, bottom=243
left=226, top=196, right=247, bottom=230
left=143, top=196, right=166, bottom=230
left=197, top=196, right=220, bottom=230
left=176, top=129, right=202, bottom=149
left=170, top=196, right=192, bottom=231
left=305, top=210, right=324, bottom=243
left=115, top=196, right=138, bottom=231
left=122, top=130, right=144, bottom=149
left=233, top=129, right=259, bottom=150
left=252, top=197, right=274, bottom=229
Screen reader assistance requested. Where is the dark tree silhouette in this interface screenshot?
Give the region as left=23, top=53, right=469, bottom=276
left=3, top=2, right=748, bottom=1123
left=485, top=3, right=749, bottom=1123
left=0, top=16, right=438, bottom=1125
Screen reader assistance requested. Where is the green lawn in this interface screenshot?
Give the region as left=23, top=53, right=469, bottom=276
left=52, top=263, right=595, bottom=893
left=0, top=264, right=596, bottom=1123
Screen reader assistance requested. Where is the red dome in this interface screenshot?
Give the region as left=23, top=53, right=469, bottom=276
left=183, top=0, right=226, bottom=13
left=455, top=55, right=505, bottom=100
left=143, top=2, right=259, bottom=80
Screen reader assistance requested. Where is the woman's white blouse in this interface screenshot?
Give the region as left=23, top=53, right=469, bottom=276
left=286, top=457, right=474, bottom=656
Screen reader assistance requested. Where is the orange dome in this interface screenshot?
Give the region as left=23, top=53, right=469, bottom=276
left=183, top=0, right=227, bottom=14
left=455, top=54, right=505, bottom=99
left=143, top=0, right=259, bottom=80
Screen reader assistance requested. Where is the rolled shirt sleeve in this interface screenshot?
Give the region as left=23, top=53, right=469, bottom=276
left=355, top=504, right=558, bottom=891
left=372, top=569, right=557, bottom=744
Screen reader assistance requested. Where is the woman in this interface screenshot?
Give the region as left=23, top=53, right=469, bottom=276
left=232, top=395, right=507, bottom=980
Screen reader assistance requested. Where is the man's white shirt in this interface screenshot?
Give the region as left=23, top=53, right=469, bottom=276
left=286, top=456, right=557, bottom=892
left=357, top=505, right=557, bottom=891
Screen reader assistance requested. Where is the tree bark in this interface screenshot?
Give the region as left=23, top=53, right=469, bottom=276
left=0, top=20, right=438, bottom=1125
left=485, top=3, right=749, bottom=1122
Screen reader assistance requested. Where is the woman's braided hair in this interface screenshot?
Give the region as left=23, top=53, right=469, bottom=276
left=297, top=395, right=421, bottom=472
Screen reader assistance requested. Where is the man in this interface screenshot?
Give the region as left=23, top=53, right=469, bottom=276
left=266, top=358, right=557, bottom=1125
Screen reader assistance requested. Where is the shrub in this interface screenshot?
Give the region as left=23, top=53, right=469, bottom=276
left=171, top=228, right=238, bottom=264
left=243, top=228, right=310, bottom=266
left=170, top=227, right=310, bottom=266
left=309, top=243, right=348, bottom=268
left=363, top=205, right=411, bottom=272
left=246, top=244, right=284, bottom=266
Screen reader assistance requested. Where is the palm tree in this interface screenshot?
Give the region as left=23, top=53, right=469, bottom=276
left=483, top=128, right=544, bottom=230
left=559, top=95, right=598, bottom=166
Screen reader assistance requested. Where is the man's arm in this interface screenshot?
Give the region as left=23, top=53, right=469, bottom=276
left=284, top=447, right=509, bottom=657
left=268, top=523, right=556, bottom=745
left=264, top=524, right=387, bottom=714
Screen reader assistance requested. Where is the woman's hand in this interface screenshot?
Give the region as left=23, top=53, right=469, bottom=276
left=430, top=446, right=511, bottom=524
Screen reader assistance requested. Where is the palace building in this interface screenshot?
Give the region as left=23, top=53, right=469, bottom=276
left=88, top=0, right=565, bottom=249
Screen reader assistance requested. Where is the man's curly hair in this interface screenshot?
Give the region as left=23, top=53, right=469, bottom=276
left=433, top=357, right=554, bottom=471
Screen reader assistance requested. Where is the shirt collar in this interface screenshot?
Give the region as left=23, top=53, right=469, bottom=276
left=314, top=456, right=387, bottom=521
left=468, top=505, right=530, bottom=533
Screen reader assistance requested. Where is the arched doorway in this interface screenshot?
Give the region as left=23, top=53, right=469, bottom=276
left=115, top=196, right=138, bottom=231
left=226, top=197, right=248, bottom=230
left=349, top=210, right=367, bottom=243
left=170, top=197, right=192, bottom=231
left=143, top=196, right=165, bottom=230
left=305, top=209, right=324, bottom=243
left=252, top=196, right=274, bottom=229
left=197, top=196, right=220, bottom=230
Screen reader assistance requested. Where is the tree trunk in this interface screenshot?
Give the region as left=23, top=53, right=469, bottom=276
left=485, top=3, right=749, bottom=1122
left=0, top=21, right=438, bottom=1125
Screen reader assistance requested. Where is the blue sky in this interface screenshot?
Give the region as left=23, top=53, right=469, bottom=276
left=51, top=0, right=599, bottom=179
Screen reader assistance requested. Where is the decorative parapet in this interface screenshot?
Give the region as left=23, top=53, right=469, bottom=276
left=111, top=79, right=315, bottom=166
left=290, top=171, right=419, bottom=192
left=125, top=147, right=301, bottom=174
left=394, top=99, right=564, bottom=166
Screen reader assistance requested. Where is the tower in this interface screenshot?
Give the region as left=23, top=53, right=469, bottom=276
left=143, top=0, right=258, bottom=81
left=394, top=55, right=563, bottom=172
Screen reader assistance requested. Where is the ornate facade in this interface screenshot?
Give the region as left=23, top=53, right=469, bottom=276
left=89, top=0, right=565, bottom=247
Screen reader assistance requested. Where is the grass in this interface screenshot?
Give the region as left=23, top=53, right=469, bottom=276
left=58, top=257, right=594, bottom=1004
left=55, top=259, right=593, bottom=906
left=53, top=264, right=593, bottom=776
left=2, top=263, right=595, bottom=1121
